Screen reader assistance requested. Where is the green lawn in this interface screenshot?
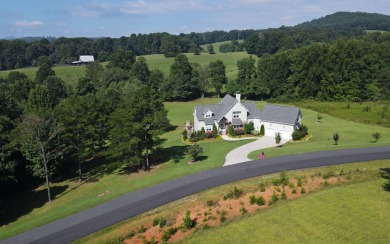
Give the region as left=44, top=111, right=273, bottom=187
left=0, top=98, right=249, bottom=240
left=291, top=100, right=390, bottom=128
left=0, top=50, right=252, bottom=86
left=184, top=176, right=390, bottom=243
left=249, top=104, right=390, bottom=159
left=1, top=98, right=389, bottom=240
left=0, top=65, right=87, bottom=88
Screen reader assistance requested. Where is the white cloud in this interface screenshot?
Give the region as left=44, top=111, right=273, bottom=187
left=120, top=0, right=208, bottom=14
left=13, top=20, right=44, bottom=28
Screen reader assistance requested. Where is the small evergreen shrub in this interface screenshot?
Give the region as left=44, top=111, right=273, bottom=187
left=123, top=229, right=135, bottom=239
left=301, top=187, right=306, bottom=194
left=259, top=182, right=266, bottom=192
left=240, top=206, right=248, bottom=215
left=228, top=125, right=234, bottom=136
left=137, top=225, right=146, bottom=233
left=260, top=124, right=265, bottom=136
left=244, top=122, right=254, bottom=134
left=269, top=192, right=279, bottom=206
left=182, top=210, right=194, bottom=230
left=182, top=129, right=188, bottom=140
left=219, top=210, right=228, bottom=223
left=292, top=189, right=297, bottom=194
left=281, top=190, right=287, bottom=200
left=255, top=196, right=266, bottom=206
left=224, top=187, right=243, bottom=199
left=297, top=177, right=303, bottom=187
left=152, top=217, right=167, bottom=228
left=205, top=200, right=216, bottom=207
left=161, top=227, right=177, bottom=242
left=249, top=195, right=256, bottom=205
left=203, top=224, right=210, bottom=230
left=323, top=171, right=337, bottom=179
left=280, top=170, right=289, bottom=186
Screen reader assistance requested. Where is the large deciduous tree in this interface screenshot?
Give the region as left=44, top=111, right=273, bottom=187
left=107, top=48, right=136, bottom=71
left=208, top=60, right=227, bottom=98
left=15, top=113, right=61, bottom=202
left=110, top=86, right=168, bottom=170
left=162, top=54, right=199, bottom=101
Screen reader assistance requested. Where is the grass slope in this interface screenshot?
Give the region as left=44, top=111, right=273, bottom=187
left=0, top=46, right=253, bottom=86
left=185, top=177, right=390, bottom=243
left=1, top=99, right=389, bottom=240
left=249, top=103, right=390, bottom=159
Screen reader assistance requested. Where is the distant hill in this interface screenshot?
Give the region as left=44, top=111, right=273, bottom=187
left=296, top=12, right=390, bottom=31
left=1, top=36, right=57, bottom=42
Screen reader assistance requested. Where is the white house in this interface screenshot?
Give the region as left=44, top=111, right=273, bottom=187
left=71, top=55, right=95, bottom=65
left=193, top=92, right=302, bottom=140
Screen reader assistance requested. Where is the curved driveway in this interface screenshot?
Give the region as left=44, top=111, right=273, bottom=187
left=3, top=146, right=390, bottom=244
left=224, top=136, right=289, bottom=166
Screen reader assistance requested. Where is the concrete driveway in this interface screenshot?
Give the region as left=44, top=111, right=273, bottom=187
left=223, top=136, right=289, bottom=166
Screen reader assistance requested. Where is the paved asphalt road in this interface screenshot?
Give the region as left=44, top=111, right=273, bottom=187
left=3, top=146, right=390, bottom=244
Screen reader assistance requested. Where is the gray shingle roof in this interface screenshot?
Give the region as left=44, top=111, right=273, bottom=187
left=242, top=101, right=258, bottom=119
left=232, top=118, right=243, bottom=125
left=194, top=94, right=301, bottom=126
left=261, top=104, right=301, bottom=125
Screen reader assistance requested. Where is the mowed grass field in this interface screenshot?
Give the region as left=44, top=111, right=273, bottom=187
left=77, top=160, right=390, bottom=243
left=184, top=166, right=390, bottom=243
left=0, top=42, right=253, bottom=86
left=0, top=98, right=250, bottom=240
left=249, top=102, right=390, bottom=159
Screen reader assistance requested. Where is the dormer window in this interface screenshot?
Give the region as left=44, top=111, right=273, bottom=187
left=205, top=114, right=211, bottom=118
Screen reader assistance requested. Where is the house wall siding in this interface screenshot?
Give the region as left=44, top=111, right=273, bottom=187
left=224, top=102, right=248, bottom=122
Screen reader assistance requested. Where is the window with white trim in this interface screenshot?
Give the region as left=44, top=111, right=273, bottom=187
left=233, top=111, right=241, bottom=118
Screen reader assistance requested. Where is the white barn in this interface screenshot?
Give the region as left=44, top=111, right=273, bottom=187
left=71, top=55, right=95, bottom=65
left=193, top=92, right=302, bottom=140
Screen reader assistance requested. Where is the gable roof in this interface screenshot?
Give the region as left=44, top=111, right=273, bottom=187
left=261, top=104, right=301, bottom=125
left=217, top=94, right=238, bottom=120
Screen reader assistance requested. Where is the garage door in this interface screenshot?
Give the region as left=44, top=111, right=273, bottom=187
left=280, top=130, right=292, bottom=140
left=265, top=128, right=276, bottom=137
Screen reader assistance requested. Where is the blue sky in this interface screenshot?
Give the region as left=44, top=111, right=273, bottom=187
left=1, top=0, right=390, bottom=38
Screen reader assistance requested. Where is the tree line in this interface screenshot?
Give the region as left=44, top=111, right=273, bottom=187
left=230, top=33, right=390, bottom=101
left=0, top=30, right=255, bottom=70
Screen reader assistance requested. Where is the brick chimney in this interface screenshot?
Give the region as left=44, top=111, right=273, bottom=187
left=236, top=91, right=241, bottom=102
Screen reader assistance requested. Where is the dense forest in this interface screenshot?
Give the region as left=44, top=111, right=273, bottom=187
left=2, top=12, right=390, bottom=70
left=2, top=11, right=390, bottom=213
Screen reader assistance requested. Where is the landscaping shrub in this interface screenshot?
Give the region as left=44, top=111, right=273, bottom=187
left=269, top=192, right=279, bottom=205
left=152, top=216, right=166, bottom=228
left=292, top=124, right=309, bottom=141
left=182, top=210, right=194, bottom=230
left=272, top=178, right=281, bottom=186
left=372, top=132, right=382, bottom=142
left=137, top=225, right=146, bottom=233
left=187, top=143, right=203, bottom=161
left=228, top=124, right=234, bottom=136
left=161, top=227, right=177, bottom=242
left=281, top=190, right=287, bottom=200
left=323, top=171, right=337, bottom=179
left=333, top=132, right=340, bottom=145
left=280, top=170, right=289, bottom=186
left=260, top=124, right=265, bottom=136
left=182, top=129, right=188, bottom=140
left=244, top=122, right=254, bottom=134
left=224, top=186, right=243, bottom=199
left=240, top=206, right=248, bottom=215
left=197, top=128, right=205, bottom=140
left=205, top=131, right=214, bottom=139
left=212, top=124, right=218, bottom=136
left=235, top=128, right=243, bottom=136
left=301, top=187, right=306, bottom=194
left=189, top=132, right=199, bottom=142
left=219, top=210, right=228, bottom=223
left=249, top=195, right=256, bottom=205
left=259, top=182, right=266, bottom=192
left=256, top=196, right=266, bottom=206
left=251, top=130, right=260, bottom=136
left=297, top=177, right=303, bottom=187
left=292, top=188, right=297, bottom=194
left=275, top=132, right=282, bottom=146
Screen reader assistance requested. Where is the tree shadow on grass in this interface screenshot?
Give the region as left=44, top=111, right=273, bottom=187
left=379, top=168, right=390, bottom=193
left=0, top=185, right=68, bottom=227
left=163, top=125, right=179, bottom=133
left=165, top=145, right=189, bottom=163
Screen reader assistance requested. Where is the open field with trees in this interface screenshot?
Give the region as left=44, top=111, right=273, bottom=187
left=1, top=11, right=390, bottom=242
left=1, top=97, right=390, bottom=240
left=75, top=160, right=390, bottom=243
